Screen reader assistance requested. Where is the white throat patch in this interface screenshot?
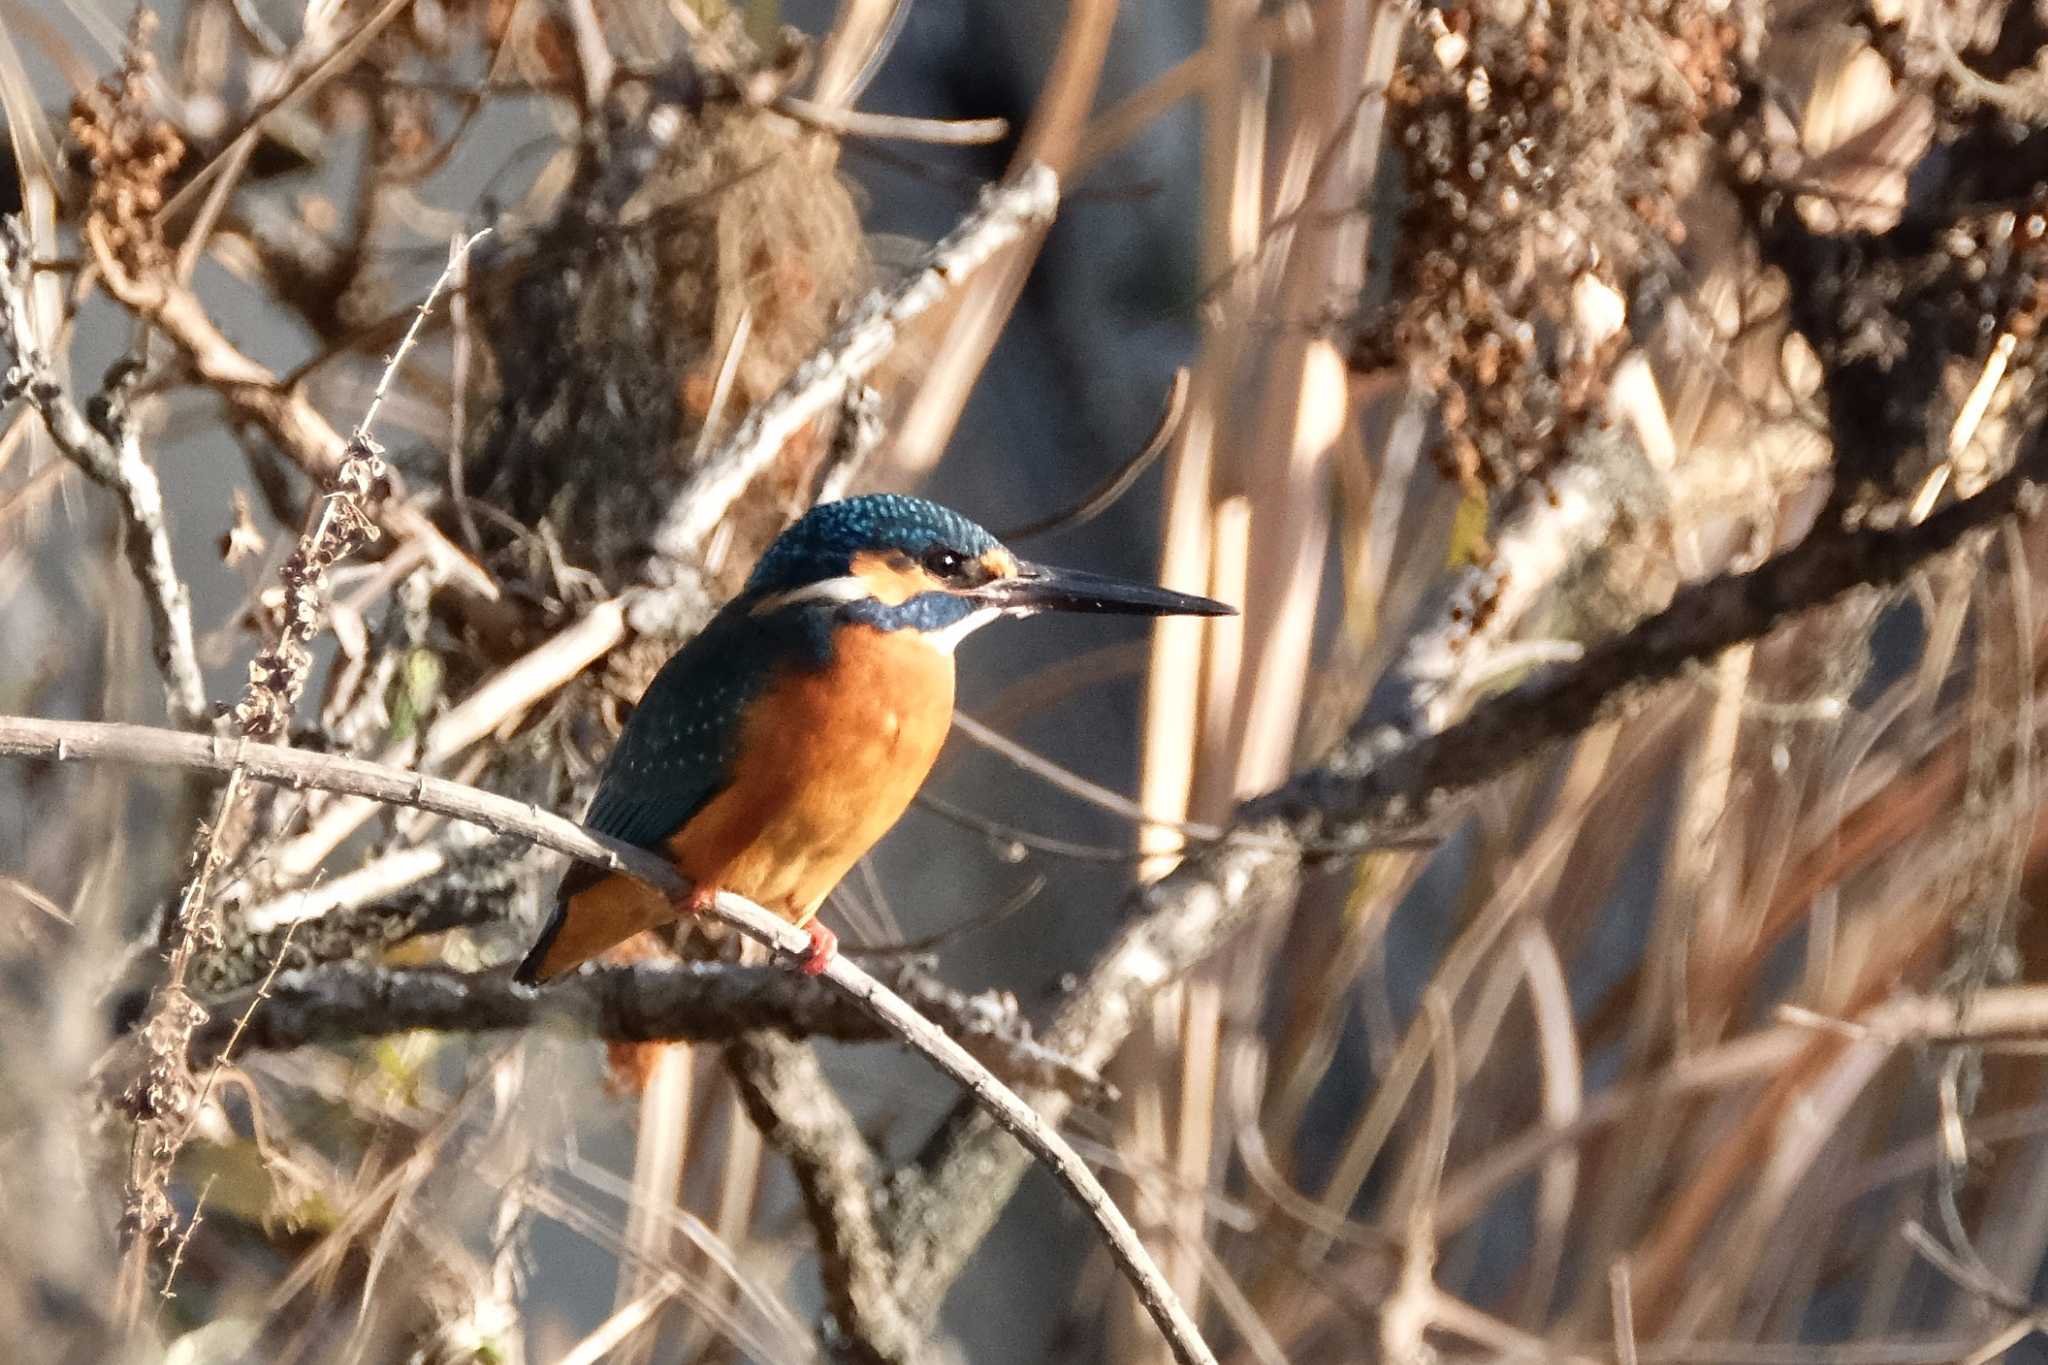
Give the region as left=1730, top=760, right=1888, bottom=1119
left=914, top=606, right=1001, bottom=656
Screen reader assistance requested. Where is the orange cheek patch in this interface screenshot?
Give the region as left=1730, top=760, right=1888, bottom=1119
left=850, top=549, right=937, bottom=604
left=980, top=548, right=1019, bottom=581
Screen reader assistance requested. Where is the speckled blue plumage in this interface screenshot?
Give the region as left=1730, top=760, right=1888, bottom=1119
left=746, top=494, right=1000, bottom=595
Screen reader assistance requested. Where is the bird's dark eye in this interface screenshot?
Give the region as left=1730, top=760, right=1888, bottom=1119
left=921, top=546, right=970, bottom=582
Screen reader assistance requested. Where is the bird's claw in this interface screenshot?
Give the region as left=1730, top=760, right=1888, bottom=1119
left=797, top=922, right=837, bottom=976
left=672, top=884, right=717, bottom=917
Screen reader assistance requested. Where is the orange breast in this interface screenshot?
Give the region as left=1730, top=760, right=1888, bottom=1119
left=664, top=623, right=956, bottom=922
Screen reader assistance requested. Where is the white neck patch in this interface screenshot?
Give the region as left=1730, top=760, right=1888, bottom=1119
left=913, top=605, right=1001, bottom=655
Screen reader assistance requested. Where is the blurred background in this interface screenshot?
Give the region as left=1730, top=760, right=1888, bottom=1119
left=6, top=0, right=2048, bottom=1362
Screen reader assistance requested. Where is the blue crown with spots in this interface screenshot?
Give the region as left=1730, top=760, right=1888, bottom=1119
left=745, top=495, right=1002, bottom=595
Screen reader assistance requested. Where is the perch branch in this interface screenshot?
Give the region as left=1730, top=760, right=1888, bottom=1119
left=0, top=713, right=1215, bottom=1365
left=0, top=219, right=206, bottom=729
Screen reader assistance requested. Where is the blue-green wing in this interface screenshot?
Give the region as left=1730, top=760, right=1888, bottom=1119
left=580, top=606, right=777, bottom=849
left=516, top=601, right=836, bottom=983
left=516, top=606, right=773, bottom=982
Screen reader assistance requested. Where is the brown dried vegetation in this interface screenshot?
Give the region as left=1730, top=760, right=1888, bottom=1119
left=1362, top=0, right=1748, bottom=496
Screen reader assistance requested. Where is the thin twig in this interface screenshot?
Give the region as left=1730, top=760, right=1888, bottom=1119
left=1612, top=1262, right=1640, bottom=1365
left=952, top=712, right=1231, bottom=843
left=995, top=367, right=1190, bottom=542
left=773, top=95, right=1009, bottom=145
left=354, top=229, right=492, bottom=445
left=0, top=218, right=206, bottom=729
left=263, top=595, right=631, bottom=880
left=446, top=227, right=482, bottom=552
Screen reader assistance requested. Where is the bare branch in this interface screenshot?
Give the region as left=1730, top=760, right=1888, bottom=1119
left=638, top=163, right=1061, bottom=584
left=1276, top=434, right=2048, bottom=848
left=187, top=961, right=874, bottom=1061
left=725, top=1033, right=929, bottom=1363
left=165, top=956, right=1110, bottom=1104
left=0, top=219, right=206, bottom=729
left=1366, top=364, right=1834, bottom=747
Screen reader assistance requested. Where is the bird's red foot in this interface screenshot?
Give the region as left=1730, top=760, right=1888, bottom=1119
left=797, top=922, right=837, bottom=976
left=672, top=884, right=717, bottom=918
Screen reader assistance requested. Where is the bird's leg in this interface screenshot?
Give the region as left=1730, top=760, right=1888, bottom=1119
left=797, top=921, right=837, bottom=976
left=671, top=882, right=718, bottom=919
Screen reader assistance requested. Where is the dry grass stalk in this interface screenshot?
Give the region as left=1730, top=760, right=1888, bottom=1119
left=108, top=228, right=480, bottom=1320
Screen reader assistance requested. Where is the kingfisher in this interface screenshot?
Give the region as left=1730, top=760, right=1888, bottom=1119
left=515, top=494, right=1232, bottom=984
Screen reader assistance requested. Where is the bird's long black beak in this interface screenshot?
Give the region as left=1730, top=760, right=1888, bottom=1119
left=989, top=562, right=1235, bottom=618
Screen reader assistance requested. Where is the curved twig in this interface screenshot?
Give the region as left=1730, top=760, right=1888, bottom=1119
left=0, top=712, right=1217, bottom=1365
left=995, top=368, right=1190, bottom=542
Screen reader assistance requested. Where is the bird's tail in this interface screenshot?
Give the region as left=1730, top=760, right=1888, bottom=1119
left=516, top=884, right=675, bottom=1091
left=516, top=870, right=672, bottom=985
left=511, top=902, right=566, bottom=986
